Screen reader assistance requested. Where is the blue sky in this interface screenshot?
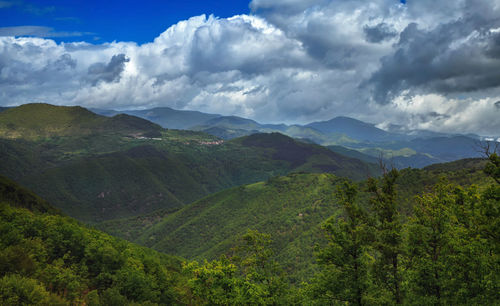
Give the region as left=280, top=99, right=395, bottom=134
left=0, top=0, right=250, bottom=43
left=0, top=0, right=499, bottom=136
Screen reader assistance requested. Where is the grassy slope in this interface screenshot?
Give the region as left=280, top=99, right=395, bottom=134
left=129, top=159, right=491, bottom=282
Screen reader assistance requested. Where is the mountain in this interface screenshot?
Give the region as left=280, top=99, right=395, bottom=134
left=233, top=133, right=379, bottom=179
left=306, top=116, right=398, bottom=142
left=92, top=106, right=220, bottom=130
left=0, top=103, right=162, bottom=139
left=87, top=105, right=489, bottom=168
left=193, top=115, right=263, bottom=131
left=135, top=172, right=339, bottom=282
left=125, top=107, right=220, bottom=130
left=0, top=104, right=379, bottom=222
left=128, top=158, right=491, bottom=282
left=0, top=174, right=184, bottom=304
left=327, top=145, right=379, bottom=164
left=14, top=132, right=377, bottom=222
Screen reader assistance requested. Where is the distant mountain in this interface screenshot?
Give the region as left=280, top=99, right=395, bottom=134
left=0, top=107, right=10, bottom=113
left=0, top=103, right=162, bottom=139
left=192, top=115, right=262, bottom=131
left=125, top=107, right=221, bottom=130
left=233, top=133, right=379, bottom=179
left=305, top=116, right=400, bottom=142
left=0, top=104, right=379, bottom=222
left=9, top=103, right=487, bottom=173
left=198, top=126, right=257, bottom=139
left=92, top=106, right=220, bottom=130
left=327, top=145, right=379, bottom=164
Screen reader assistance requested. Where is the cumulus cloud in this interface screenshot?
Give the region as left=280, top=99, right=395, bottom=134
left=368, top=7, right=500, bottom=102
left=0, top=0, right=499, bottom=136
left=86, top=54, right=129, bottom=85
left=363, top=23, right=398, bottom=43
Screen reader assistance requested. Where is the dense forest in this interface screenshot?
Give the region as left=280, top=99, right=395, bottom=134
left=1, top=151, right=498, bottom=304
left=0, top=104, right=498, bottom=305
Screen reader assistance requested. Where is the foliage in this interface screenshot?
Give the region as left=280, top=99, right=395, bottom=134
left=307, top=181, right=375, bottom=305
left=307, top=156, right=500, bottom=305
left=183, top=229, right=290, bottom=305
left=0, top=201, right=183, bottom=305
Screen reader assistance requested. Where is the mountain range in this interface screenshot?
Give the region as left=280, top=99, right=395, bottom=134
left=0, top=103, right=378, bottom=222
left=0, top=103, right=498, bottom=304
left=91, top=106, right=489, bottom=168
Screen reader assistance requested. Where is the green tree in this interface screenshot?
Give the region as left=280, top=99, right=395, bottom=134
left=0, top=274, right=66, bottom=305
left=308, top=180, right=374, bottom=305
left=184, top=229, right=289, bottom=305
left=405, top=180, right=455, bottom=305
left=367, top=168, right=404, bottom=304
left=231, top=229, right=289, bottom=305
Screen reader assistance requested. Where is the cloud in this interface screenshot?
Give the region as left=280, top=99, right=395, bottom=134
left=0, top=1, right=499, bottom=136
left=87, top=54, right=130, bottom=85
left=367, top=7, right=500, bottom=102
left=363, top=22, right=398, bottom=43
left=0, top=26, right=92, bottom=38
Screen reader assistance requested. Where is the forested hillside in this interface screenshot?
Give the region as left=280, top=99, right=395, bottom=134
left=0, top=104, right=378, bottom=222
left=1, top=150, right=498, bottom=305
left=97, top=156, right=496, bottom=285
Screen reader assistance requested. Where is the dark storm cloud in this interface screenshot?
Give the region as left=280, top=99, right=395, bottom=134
left=368, top=1, right=500, bottom=103
left=86, top=54, right=129, bottom=86
left=363, top=22, right=398, bottom=43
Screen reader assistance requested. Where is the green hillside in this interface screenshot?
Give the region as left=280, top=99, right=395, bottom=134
left=137, top=173, right=339, bottom=282
left=0, top=104, right=379, bottom=223
left=233, top=133, right=379, bottom=180
left=0, top=103, right=161, bottom=139
left=0, top=175, right=186, bottom=305
left=128, top=159, right=493, bottom=282
left=0, top=174, right=60, bottom=215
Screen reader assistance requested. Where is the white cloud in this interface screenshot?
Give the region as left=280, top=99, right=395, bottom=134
left=0, top=1, right=499, bottom=136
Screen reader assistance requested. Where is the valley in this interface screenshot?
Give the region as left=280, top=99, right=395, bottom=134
left=2, top=1, right=499, bottom=303
left=0, top=103, right=498, bottom=305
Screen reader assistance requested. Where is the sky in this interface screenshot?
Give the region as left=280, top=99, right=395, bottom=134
left=0, top=0, right=499, bottom=136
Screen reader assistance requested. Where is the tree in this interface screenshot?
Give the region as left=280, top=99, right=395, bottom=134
left=405, top=180, right=455, bottom=304
left=308, top=180, right=374, bottom=305
left=184, top=229, right=289, bottom=305
left=367, top=168, right=404, bottom=304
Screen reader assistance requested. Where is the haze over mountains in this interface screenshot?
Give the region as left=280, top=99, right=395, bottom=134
left=92, top=105, right=488, bottom=169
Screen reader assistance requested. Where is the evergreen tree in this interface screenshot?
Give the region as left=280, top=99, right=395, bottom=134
left=405, top=180, right=455, bottom=305
left=367, top=168, right=404, bottom=304
left=308, top=180, right=374, bottom=305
